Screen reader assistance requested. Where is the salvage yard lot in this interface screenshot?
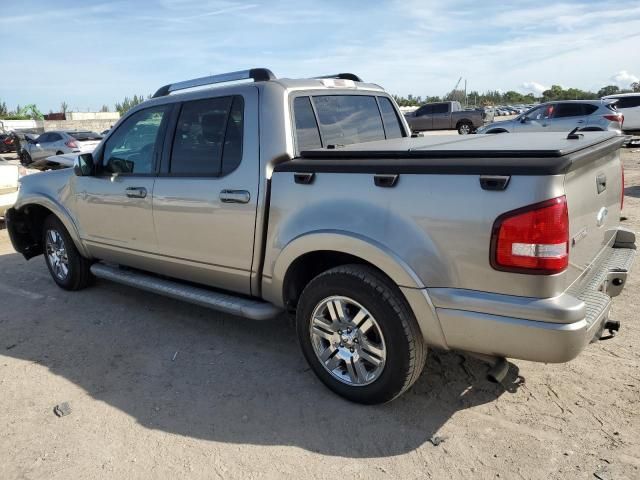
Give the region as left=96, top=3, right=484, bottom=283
left=1, top=149, right=639, bottom=479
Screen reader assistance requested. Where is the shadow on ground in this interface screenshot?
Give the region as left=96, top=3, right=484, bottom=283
left=624, top=185, right=640, bottom=198
left=0, top=251, right=522, bottom=458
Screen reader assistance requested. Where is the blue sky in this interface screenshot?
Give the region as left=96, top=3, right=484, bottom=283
left=1, top=0, right=639, bottom=112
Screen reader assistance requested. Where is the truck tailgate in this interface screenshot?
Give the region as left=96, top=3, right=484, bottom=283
left=564, top=140, right=624, bottom=288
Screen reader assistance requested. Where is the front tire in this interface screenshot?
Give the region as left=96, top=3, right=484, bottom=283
left=21, top=152, right=32, bottom=166
left=296, top=265, right=426, bottom=404
left=457, top=121, right=473, bottom=135
left=43, top=215, right=92, bottom=291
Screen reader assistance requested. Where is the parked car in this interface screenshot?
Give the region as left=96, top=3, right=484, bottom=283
left=0, top=133, right=17, bottom=153
left=5, top=69, right=635, bottom=404
left=603, top=93, right=640, bottom=134
left=21, top=130, right=102, bottom=165
left=0, top=158, right=28, bottom=218
left=476, top=100, right=623, bottom=134
left=404, top=101, right=486, bottom=134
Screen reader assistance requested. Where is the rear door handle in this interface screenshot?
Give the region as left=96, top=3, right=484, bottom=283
left=220, top=189, right=250, bottom=204
left=125, top=187, right=147, bottom=198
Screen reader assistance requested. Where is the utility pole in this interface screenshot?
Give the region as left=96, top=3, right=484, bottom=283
left=464, top=79, right=468, bottom=106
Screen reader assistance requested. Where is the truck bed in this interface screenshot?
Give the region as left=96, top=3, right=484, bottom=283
left=277, top=132, right=624, bottom=176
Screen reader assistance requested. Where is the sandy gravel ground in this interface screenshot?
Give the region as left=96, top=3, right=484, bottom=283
left=0, top=147, right=639, bottom=479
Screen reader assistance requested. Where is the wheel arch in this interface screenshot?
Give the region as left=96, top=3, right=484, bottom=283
left=9, top=195, right=89, bottom=259
left=263, top=231, right=425, bottom=310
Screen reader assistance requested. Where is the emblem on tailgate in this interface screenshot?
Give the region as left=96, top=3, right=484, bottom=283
left=572, top=227, right=588, bottom=246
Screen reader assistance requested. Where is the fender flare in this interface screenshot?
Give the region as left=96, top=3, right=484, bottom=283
left=263, top=230, right=426, bottom=307
left=14, top=193, right=90, bottom=258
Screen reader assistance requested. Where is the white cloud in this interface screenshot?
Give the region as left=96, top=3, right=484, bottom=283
left=610, top=70, right=639, bottom=88
left=520, top=82, right=548, bottom=95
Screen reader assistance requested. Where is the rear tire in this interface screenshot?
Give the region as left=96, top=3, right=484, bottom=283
left=43, top=215, right=92, bottom=291
left=296, top=264, right=426, bottom=404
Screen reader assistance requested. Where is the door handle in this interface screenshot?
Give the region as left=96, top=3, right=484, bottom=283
left=125, top=186, right=147, bottom=198
left=220, top=189, right=250, bottom=204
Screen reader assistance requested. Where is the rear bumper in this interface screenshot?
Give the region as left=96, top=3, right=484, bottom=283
left=427, top=228, right=636, bottom=363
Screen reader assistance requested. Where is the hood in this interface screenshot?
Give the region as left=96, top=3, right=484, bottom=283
left=476, top=118, right=516, bottom=133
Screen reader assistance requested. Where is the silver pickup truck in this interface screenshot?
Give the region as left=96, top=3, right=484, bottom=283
left=5, top=69, right=635, bottom=404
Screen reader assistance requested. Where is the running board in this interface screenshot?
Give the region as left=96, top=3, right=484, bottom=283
left=90, top=263, right=282, bottom=320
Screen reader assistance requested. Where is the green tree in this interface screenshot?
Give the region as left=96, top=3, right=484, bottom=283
left=114, top=94, right=148, bottom=115
left=631, top=82, right=640, bottom=93
left=597, top=85, right=620, bottom=97
left=100, top=104, right=110, bottom=112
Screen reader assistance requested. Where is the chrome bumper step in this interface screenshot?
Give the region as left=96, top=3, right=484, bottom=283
left=90, top=263, right=282, bottom=320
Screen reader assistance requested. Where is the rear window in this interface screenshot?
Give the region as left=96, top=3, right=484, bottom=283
left=293, top=95, right=405, bottom=151
left=613, top=96, right=640, bottom=109
left=70, top=131, right=102, bottom=141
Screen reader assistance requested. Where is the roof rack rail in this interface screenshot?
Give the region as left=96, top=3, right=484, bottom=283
left=152, top=68, right=276, bottom=98
left=314, top=73, right=363, bottom=82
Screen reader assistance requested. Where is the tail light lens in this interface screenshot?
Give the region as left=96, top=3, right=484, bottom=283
left=65, top=140, right=78, bottom=148
left=603, top=113, right=624, bottom=126
left=3, top=137, right=12, bottom=145
left=491, top=196, right=569, bottom=275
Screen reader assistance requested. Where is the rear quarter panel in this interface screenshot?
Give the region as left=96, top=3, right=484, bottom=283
left=264, top=170, right=568, bottom=300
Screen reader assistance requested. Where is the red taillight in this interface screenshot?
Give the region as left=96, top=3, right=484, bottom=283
left=491, top=196, right=569, bottom=275
left=603, top=113, right=624, bottom=126
left=65, top=140, right=78, bottom=148
left=3, top=137, right=11, bottom=145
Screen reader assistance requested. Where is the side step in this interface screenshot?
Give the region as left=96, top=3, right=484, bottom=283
left=90, top=263, right=282, bottom=320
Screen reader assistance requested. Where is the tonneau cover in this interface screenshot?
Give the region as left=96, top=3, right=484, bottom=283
left=276, top=132, right=625, bottom=176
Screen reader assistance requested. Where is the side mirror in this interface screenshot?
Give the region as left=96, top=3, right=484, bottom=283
left=520, top=117, right=528, bottom=123
left=74, top=153, right=95, bottom=176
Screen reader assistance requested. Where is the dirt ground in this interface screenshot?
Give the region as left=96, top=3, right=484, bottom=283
left=1, top=147, right=639, bottom=480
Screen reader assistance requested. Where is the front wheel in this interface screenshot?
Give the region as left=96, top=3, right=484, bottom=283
left=457, top=121, right=473, bottom=135
left=296, top=265, right=426, bottom=404
left=43, top=215, right=93, bottom=290
left=21, top=152, right=32, bottom=166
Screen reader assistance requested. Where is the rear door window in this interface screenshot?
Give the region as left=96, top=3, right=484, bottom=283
left=377, top=97, right=403, bottom=139
left=553, top=103, right=587, bottom=118
left=582, top=104, right=599, bottom=115
left=170, top=95, right=244, bottom=176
